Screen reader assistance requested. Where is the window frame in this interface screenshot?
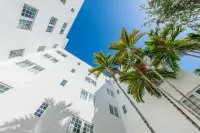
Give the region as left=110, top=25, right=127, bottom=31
left=17, top=4, right=38, bottom=31
left=37, top=46, right=46, bottom=52
left=46, top=16, right=58, bottom=33
left=109, top=104, right=119, bottom=117
left=9, top=49, right=25, bottom=58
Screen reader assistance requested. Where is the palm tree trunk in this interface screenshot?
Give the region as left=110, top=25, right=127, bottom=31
left=132, top=53, right=200, bottom=111
left=111, top=75, right=156, bottom=133
left=133, top=66, right=200, bottom=130
left=183, top=52, right=200, bottom=58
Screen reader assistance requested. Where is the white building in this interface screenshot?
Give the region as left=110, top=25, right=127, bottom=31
left=0, top=0, right=199, bottom=133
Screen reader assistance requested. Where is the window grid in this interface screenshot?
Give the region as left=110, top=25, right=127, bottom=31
left=28, top=65, right=44, bottom=74
left=60, top=23, right=67, bottom=34
left=117, top=89, right=120, bottom=95
left=122, top=105, right=127, bottom=114
left=85, top=76, right=97, bottom=86
left=46, top=17, right=57, bottom=33
left=37, top=46, right=46, bottom=52
left=109, top=104, right=119, bottom=117
left=71, top=69, right=76, bottom=73
left=61, top=53, right=67, bottom=57
left=80, top=89, right=95, bottom=105
left=182, top=87, right=200, bottom=117
left=18, top=4, right=38, bottom=30
left=0, top=84, right=12, bottom=94
left=107, top=89, right=114, bottom=97
left=67, top=117, right=93, bottom=133
left=34, top=102, right=48, bottom=117
left=71, top=8, right=75, bottom=13
left=50, top=58, right=59, bottom=63
left=60, top=0, right=66, bottom=5
left=60, top=79, right=68, bottom=86
left=16, top=60, right=34, bottom=68
left=53, top=44, right=58, bottom=49
left=9, top=49, right=24, bottom=58
left=56, top=50, right=62, bottom=54
left=43, top=53, right=52, bottom=59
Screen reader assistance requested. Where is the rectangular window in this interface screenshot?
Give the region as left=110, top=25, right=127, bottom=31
left=37, top=46, right=46, bottom=52
left=34, top=102, right=48, bottom=117
left=9, top=49, right=24, bottom=58
left=80, top=89, right=88, bottom=100
left=52, top=44, right=58, bottom=49
left=17, top=4, right=38, bottom=30
left=67, top=116, right=94, bottom=133
left=28, top=65, right=45, bottom=74
left=182, top=87, right=200, bottom=117
left=60, top=79, right=67, bottom=86
left=71, top=69, right=76, bottom=73
left=0, top=83, right=12, bottom=94
left=107, top=89, right=114, bottom=97
left=43, top=53, right=52, bottom=59
left=109, top=104, right=119, bottom=117
left=122, top=105, right=127, bottom=114
left=46, top=17, right=57, bottom=33
left=91, top=80, right=96, bottom=86
left=80, top=89, right=95, bottom=105
left=16, top=59, right=34, bottom=68
left=56, top=50, right=62, bottom=54
left=60, top=23, right=68, bottom=34
left=117, top=89, right=120, bottom=95
left=61, top=53, right=67, bottom=57
left=71, top=8, right=75, bottom=13
left=50, top=58, right=59, bottom=63
left=60, top=0, right=66, bottom=5
left=88, top=94, right=95, bottom=105
left=85, top=76, right=91, bottom=83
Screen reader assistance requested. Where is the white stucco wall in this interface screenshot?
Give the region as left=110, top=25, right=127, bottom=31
left=0, top=0, right=83, bottom=61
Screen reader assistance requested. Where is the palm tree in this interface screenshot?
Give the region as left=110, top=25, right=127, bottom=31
left=194, top=68, right=200, bottom=76
left=89, top=51, right=156, bottom=133
left=108, top=27, right=200, bottom=127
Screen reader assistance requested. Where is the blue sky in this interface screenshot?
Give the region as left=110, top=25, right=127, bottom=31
left=66, top=0, right=200, bottom=73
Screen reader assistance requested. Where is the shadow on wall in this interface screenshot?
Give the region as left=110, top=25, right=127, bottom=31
left=0, top=98, right=79, bottom=133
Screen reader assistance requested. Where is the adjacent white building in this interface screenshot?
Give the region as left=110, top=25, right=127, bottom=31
left=0, top=0, right=199, bottom=133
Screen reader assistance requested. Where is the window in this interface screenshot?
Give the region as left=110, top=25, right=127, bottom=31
left=78, top=62, right=81, bottom=65
left=71, top=8, right=75, bottom=13
left=182, top=87, right=200, bottom=117
left=117, top=89, right=120, bottom=95
left=17, top=4, right=38, bottom=30
left=60, top=79, right=67, bottom=86
left=0, top=83, right=12, bottom=94
left=28, top=65, right=45, bottom=74
left=43, top=53, right=52, bottom=59
left=16, top=60, right=34, bottom=68
left=122, top=105, right=127, bottom=114
left=37, top=46, right=46, bottom=52
left=85, top=76, right=91, bottom=83
left=50, top=58, right=59, bottom=63
left=71, top=69, right=76, bottom=73
left=60, top=0, right=66, bottom=5
left=80, top=89, right=95, bottom=105
left=9, top=49, right=24, bottom=58
left=56, top=50, right=62, bottom=54
left=85, top=76, right=97, bottom=86
left=88, top=94, right=95, bottom=105
left=67, top=116, right=94, bottom=133
left=34, top=102, right=48, bottom=117
left=59, top=23, right=68, bottom=34
left=107, top=89, right=114, bottom=97
left=52, top=44, right=58, bottom=49
left=46, top=17, right=57, bottom=33
left=109, top=104, right=119, bottom=117
left=80, top=89, right=88, bottom=100
left=91, top=80, right=96, bottom=86
left=61, top=53, right=67, bottom=57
